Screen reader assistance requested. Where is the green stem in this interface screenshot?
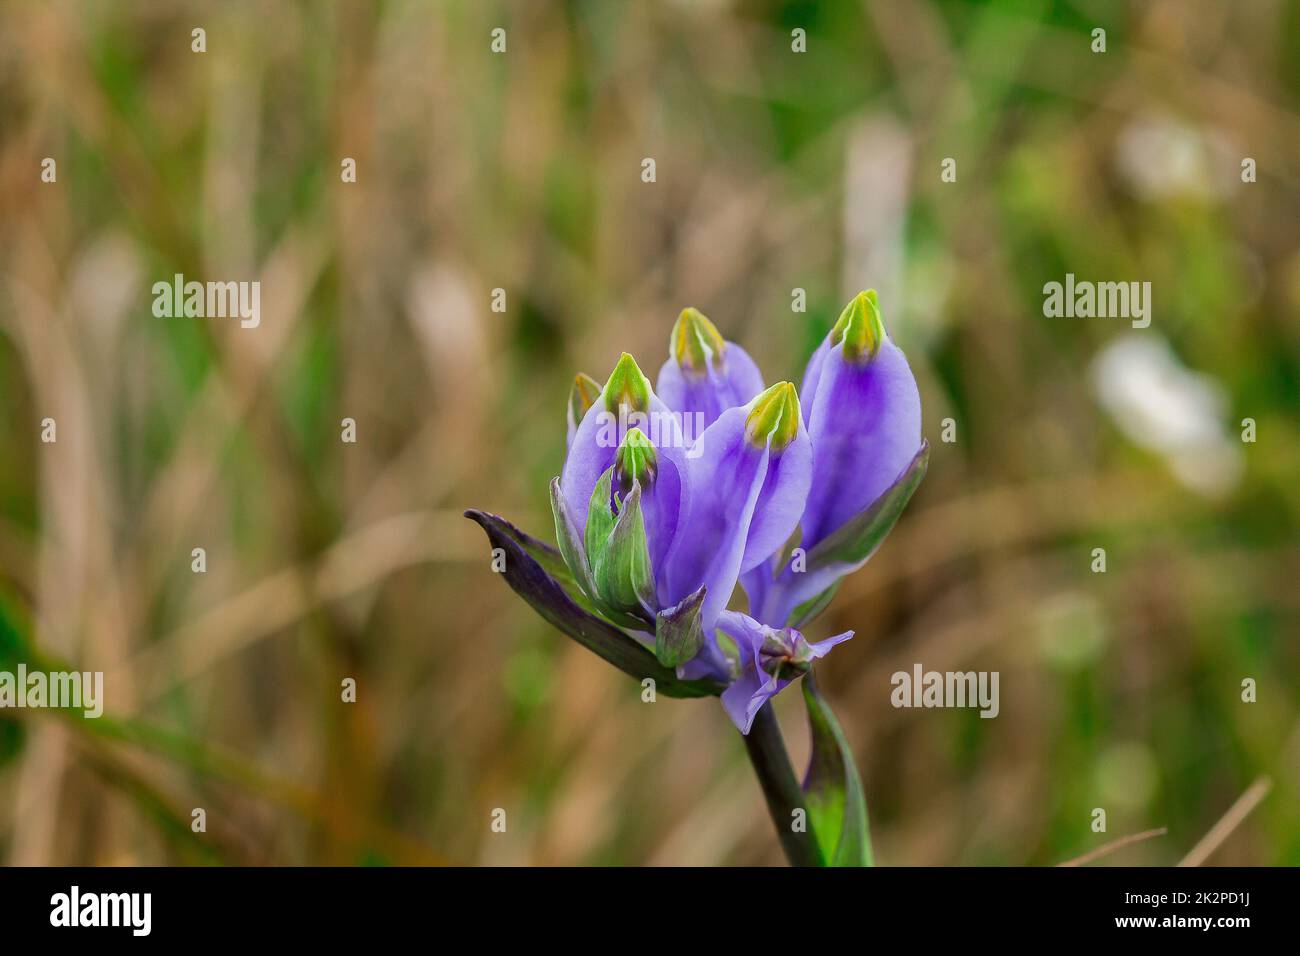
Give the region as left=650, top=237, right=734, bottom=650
left=741, top=702, right=822, bottom=867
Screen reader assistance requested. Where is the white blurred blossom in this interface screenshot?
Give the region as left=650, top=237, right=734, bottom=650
left=1115, top=113, right=1239, bottom=201
left=1090, top=334, right=1243, bottom=496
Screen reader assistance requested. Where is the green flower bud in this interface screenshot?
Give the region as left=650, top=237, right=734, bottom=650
left=603, top=352, right=652, bottom=415
left=829, top=289, right=886, bottom=362
left=585, top=466, right=655, bottom=622
left=670, top=307, right=727, bottom=375
left=654, top=585, right=706, bottom=669
left=745, top=381, right=801, bottom=451
left=568, top=372, right=600, bottom=434
left=614, top=427, right=658, bottom=497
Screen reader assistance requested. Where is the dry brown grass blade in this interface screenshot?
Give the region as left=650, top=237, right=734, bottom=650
left=1057, top=827, right=1168, bottom=867
left=1178, top=777, right=1273, bottom=867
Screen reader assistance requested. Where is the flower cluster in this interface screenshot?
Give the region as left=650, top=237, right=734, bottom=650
left=543, top=291, right=930, bottom=733
left=542, top=291, right=927, bottom=732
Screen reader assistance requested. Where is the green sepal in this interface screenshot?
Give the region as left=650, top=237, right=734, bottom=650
left=549, top=478, right=600, bottom=614
left=744, top=381, right=801, bottom=451
left=788, top=581, right=840, bottom=629
left=615, top=427, right=658, bottom=496
left=829, top=289, right=886, bottom=362
left=584, top=468, right=618, bottom=563
left=587, top=472, right=655, bottom=622
left=804, top=441, right=929, bottom=574
left=603, top=352, right=652, bottom=414
left=653, top=585, right=706, bottom=669
left=671, top=307, right=727, bottom=374
left=465, top=510, right=723, bottom=699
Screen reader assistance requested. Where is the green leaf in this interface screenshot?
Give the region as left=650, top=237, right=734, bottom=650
left=654, top=585, right=706, bottom=668
left=0, top=585, right=35, bottom=670
left=802, top=673, right=873, bottom=866
left=553, top=473, right=646, bottom=630
left=0, top=590, right=33, bottom=768
left=804, top=441, right=929, bottom=573
left=464, top=510, right=722, bottom=699
left=549, top=478, right=600, bottom=614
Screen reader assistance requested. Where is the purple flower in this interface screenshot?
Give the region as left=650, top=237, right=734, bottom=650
left=655, top=308, right=765, bottom=431
left=715, top=611, right=854, bottom=734
left=473, top=292, right=927, bottom=734
left=744, top=290, right=925, bottom=629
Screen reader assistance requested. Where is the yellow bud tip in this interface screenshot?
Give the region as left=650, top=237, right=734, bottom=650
left=569, top=372, right=601, bottom=424
left=745, top=381, right=801, bottom=451
left=670, top=308, right=727, bottom=375
left=830, top=289, right=886, bottom=362
left=604, top=353, right=652, bottom=414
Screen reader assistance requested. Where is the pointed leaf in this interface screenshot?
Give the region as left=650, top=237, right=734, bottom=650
left=550, top=478, right=599, bottom=613
left=802, top=673, right=873, bottom=866
left=584, top=467, right=618, bottom=562
left=464, top=510, right=722, bottom=698
left=591, top=482, right=655, bottom=618
left=560, top=469, right=652, bottom=630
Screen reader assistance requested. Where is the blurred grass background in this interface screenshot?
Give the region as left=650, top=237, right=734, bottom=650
left=1, top=0, right=1298, bottom=865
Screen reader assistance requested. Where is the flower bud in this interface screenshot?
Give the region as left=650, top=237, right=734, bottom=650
left=653, top=585, right=706, bottom=669
left=744, top=381, right=801, bottom=451
left=614, top=427, right=657, bottom=497
left=829, top=289, right=886, bottom=363
left=750, top=289, right=923, bottom=627
left=671, top=307, right=728, bottom=375
left=657, top=309, right=764, bottom=431
left=585, top=467, right=655, bottom=622
left=604, top=352, right=653, bottom=415
left=567, top=372, right=601, bottom=446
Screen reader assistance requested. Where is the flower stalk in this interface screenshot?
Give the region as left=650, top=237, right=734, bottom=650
left=741, top=702, right=823, bottom=867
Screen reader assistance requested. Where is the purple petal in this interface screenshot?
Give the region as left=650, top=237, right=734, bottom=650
left=756, top=441, right=929, bottom=626
left=798, top=340, right=829, bottom=427
left=800, top=337, right=921, bottom=551
left=739, top=413, right=812, bottom=572
left=656, top=341, right=764, bottom=431
left=640, top=458, right=684, bottom=600
left=721, top=668, right=782, bottom=734
left=739, top=561, right=775, bottom=625
left=808, top=630, right=855, bottom=657
left=561, top=392, right=686, bottom=544
left=717, top=612, right=783, bottom=733
left=713, top=612, right=852, bottom=734
left=717, top=608, right=767, bottom=649
left=755, top=562, right=838, bottom=629
left=661, top=407, right=769, bottom=631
